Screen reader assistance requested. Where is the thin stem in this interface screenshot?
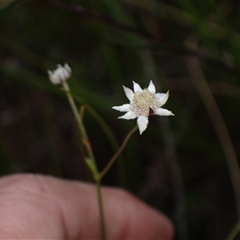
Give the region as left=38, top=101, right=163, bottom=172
left=100, top=125, right=138, bottom=179
left=96, top=179, right=107, bottom=240
left=226, top=219, right=240, bottom=240
left=62, top=81, right=96, bottom=163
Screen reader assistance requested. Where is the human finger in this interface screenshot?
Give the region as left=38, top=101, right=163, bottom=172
left=0, top=174, right=174, bottom=239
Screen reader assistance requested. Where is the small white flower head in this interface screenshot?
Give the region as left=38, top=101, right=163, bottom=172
left=112, top=80, right=174, bottom=134
left=48, top=63, right=71, bottom=85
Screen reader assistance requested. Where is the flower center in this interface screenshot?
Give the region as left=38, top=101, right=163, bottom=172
left=131, top=89, right=159, bottom=116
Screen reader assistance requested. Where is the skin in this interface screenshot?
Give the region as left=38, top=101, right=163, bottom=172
left=0, top=174, right=174, bottom=239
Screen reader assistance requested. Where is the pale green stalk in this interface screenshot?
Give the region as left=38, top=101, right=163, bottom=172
left=96, top=180, right=106, bottom=240
left=62, top=81, right=95, bottom=163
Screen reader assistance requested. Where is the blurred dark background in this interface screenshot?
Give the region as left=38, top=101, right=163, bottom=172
left=1, top=0, right=240, bottom=239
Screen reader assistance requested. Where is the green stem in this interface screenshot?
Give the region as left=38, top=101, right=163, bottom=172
left=226, top=219, right=240, bottom=240
left=62, top=81, right=95, bottom=163
left=96, top=179, right=107, bottom=240
left=100, top=125, right=138, bottom=179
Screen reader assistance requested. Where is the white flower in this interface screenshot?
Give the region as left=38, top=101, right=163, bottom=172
left=48, top=63, right=71, bottom=85
left=112, top=80, right=174, bottom=134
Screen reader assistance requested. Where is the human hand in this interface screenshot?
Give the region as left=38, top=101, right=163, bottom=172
left=0, top=174, right=173, bottom=239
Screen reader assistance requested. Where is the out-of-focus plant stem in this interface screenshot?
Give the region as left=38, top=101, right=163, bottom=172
left=186, top=56, right=240, bottom=218
left=226, top=219, right=240, bottom=240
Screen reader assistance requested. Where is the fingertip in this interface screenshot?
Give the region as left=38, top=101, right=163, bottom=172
left=101, top=187, right=174, bottom=239
left=0, top=174, right=174, bottom=240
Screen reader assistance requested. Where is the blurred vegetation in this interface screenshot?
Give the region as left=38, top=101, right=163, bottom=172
left=1, top=0, right=240, bottom=239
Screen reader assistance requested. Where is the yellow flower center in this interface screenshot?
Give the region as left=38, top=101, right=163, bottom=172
left=131, top=89, right=160, bottom=116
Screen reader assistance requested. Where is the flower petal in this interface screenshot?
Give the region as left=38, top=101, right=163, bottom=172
left=112, top=104, right=131, bottom=112
left=123, top=86, right=134, bottom=101
left=148, top=80, right=156, bottom=93
left=155, top=91, right=169, bottom=106
left=64, top=63, right=71, bottom=74
left=48, top=64, right=71, bottom=85
left=118, top=111, right=137, bottom=120
left=133, top=81, right=142, bottom=93
left=48, top=71, right=60, bottom=84
left=155, top=108, right=174, bottom=116
left=137, top=115, right=149, bottom=134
